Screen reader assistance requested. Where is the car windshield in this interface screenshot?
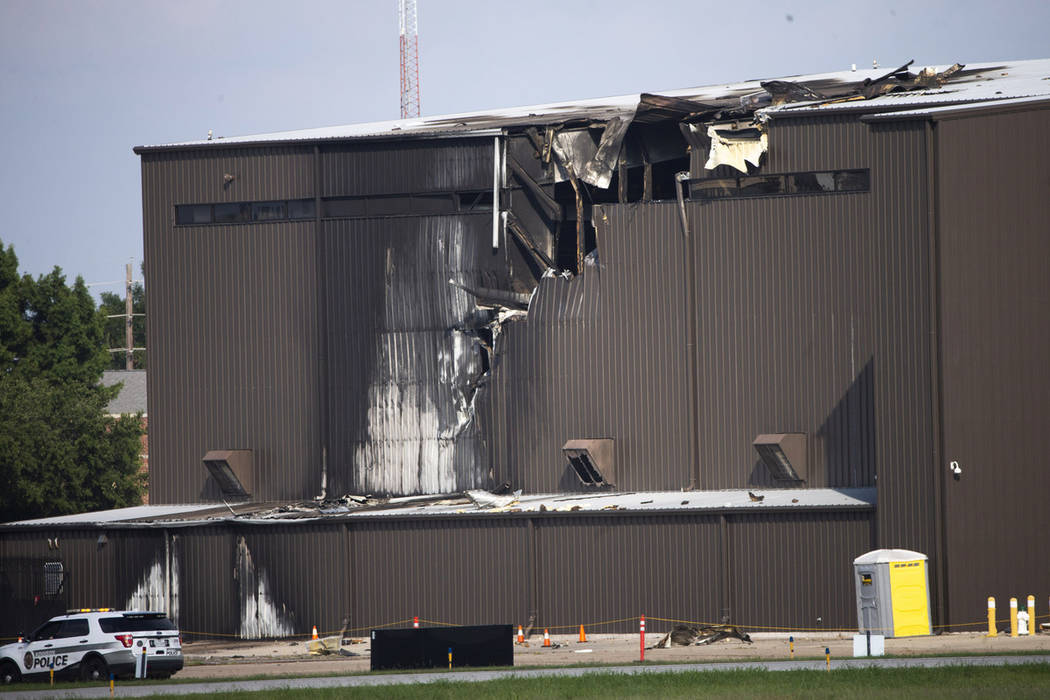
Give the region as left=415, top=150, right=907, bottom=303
left=98, top=616, right=176, bottom=633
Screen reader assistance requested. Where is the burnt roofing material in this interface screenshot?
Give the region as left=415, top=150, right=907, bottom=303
left=134, top=59, right=1050, bottom=152
left=0, top=488, right=876, bottom=529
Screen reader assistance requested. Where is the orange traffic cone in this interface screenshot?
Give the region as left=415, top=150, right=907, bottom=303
left=578, top=624, right=587, bottom=643
left=543, top=629, right=551, bottom=647
left=311, top=625, right=319, bottom=640
left=517, top=625, right=524, bottom=644
left=413, top=616, right=420, bottom=629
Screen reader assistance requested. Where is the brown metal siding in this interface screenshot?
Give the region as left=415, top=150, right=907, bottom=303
left=688, top=118, right=938, bottom=590
left=935, top=108, right=1050, bottom=627
left=0, top=530, right=165, bottom=636
left=142, top=147, right=315, bottom=203
left=728, top=511, right=873, bottom=630
left=144, top=220, right=322, bottom=502
left=489, top=117, right=937, bottom=571
left=173, top=527, right=237, bottom=638
left=142, top=147, right=323, bottom=503
left=488, top=203, right=695, bottom=492
left=235, top=523, right=350, bottom=636
left=347, top=518, right=530, bottom=629
left=321, top=139, right=493, bottom=196
left=534, top=515, right=722, bottom=632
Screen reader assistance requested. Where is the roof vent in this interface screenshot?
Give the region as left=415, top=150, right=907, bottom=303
left=752, top=433, right=807, bottom=483
left=562, top=439, right=615, bottom=488
left=203, top=449, right=253, bottom=500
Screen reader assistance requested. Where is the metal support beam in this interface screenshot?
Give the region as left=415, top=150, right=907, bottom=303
left=507, top=212, right=555, bottom=271
left=507, top=155, right=562, bottom=221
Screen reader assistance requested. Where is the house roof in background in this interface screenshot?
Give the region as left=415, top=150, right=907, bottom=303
left=100, top=370, right=147, bottom=415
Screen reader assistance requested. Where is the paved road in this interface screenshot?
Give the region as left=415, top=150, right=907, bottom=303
left=6, top=655, right=1050, bottom=698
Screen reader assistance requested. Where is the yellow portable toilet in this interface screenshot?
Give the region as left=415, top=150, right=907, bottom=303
left=853, top=549, right=931, bottom=638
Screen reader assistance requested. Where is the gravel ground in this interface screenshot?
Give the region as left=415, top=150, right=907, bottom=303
left=176, top=630, right=1050, bottom=680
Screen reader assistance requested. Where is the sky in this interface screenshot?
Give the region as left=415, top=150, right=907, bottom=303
left=1, top=0, right=1048, bottom=299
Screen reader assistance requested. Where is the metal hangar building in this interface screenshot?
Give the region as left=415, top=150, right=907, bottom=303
left=2, top=59, right=1048, bottom=640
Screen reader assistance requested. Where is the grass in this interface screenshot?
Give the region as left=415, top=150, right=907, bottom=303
left=4, top=664, right=1050, bottom=698
left=125, top=664, right=1050, bottom=699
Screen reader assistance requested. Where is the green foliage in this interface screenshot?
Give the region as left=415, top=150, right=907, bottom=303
left=0, top=240, right=146, bottom=521
left=99, top=263, right=146, bottom=370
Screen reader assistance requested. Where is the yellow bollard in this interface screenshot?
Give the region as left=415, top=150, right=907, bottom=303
left=110, top=675, right=115, bottom=697
left=825, top=647, right=830, bottom=671
left=988, top=597, right=997, bottom=637
left=1028, top=595, right=1036, bottom=635
left=50, top=668, right=54, bottom=686
left=1010, top=598, right=1019, bottom=637
left=789, top=635, right=794, bottom=659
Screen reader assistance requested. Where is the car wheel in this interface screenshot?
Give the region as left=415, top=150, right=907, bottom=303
left=0, top=660, right=21, bottom=684
left=80, top=655, right=107, bottom=682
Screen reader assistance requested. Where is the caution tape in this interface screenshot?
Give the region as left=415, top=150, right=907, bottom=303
left=171, top=609, right=1050, bottom=641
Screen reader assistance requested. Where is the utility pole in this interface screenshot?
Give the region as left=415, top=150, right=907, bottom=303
left=125, top=263, right=134, bottom=370
left=105, top=260, right=145, bottom=368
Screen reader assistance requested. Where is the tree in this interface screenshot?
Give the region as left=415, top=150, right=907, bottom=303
left=99, top=265, right=146, bottom=370
left=0, top=241, right=146, bottom=521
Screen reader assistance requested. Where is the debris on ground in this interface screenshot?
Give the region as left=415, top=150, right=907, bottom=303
left=651, top=624, right=753, bottom=648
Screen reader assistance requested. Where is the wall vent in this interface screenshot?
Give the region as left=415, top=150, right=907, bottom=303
left=753, top=433, right=808, bottom=483
left=203, top=450, right=253, bottom=500
left=562, top=439, right=615, bottom=488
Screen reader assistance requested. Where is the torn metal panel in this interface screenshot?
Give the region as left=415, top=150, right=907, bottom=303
left=448, top=279, right=533, bottom=310
left=236, top=536, right=294, bottom=639
left=578, top=115, right=634, bottom=188
left=636, top=93, right=719, bottom=122
left=550, top=116, right=636, bottom=190
left=326, top=215, right=509, bottom=497
left=703, top=125, right=768, bottom=173
left=760, top=80, right=826, bottom=105
left=551, top=128, right=599, bottom=183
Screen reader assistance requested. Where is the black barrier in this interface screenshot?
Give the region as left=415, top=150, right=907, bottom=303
left=370, top=624, right=513, bottom=671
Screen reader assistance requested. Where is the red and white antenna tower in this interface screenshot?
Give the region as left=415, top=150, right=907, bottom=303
left=398, top=0, right=421, bottom=119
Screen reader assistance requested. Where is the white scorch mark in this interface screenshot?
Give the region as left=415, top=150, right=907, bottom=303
left=236, top=537, right=294, bottom=639
left=126, top=557, right=179, bottom=620
left=352, top=217, right=485, bottom=495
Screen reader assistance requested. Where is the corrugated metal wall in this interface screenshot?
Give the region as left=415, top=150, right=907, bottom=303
left=142, top=139, right=504, bottom=502
left=534, top=515, right=722, bottom=630
left=686, top=117, right=936, bottom=551
left=172, top=527, right=237, bottom=639
left=321, top=140, right=493, bottom=196
left=347, top=518, right=530, bottom=629
left=487, top=116, right=937, bottom=570
left=0, top=529, right=166, bottom=636
left=141, top=147, right=322, bottom=503
left=728, top=511, right=873, bottom=631
left=2, top=509, right=873, bottom=638
left=935, top=107, right=1050, bottom=627
left=320, top=213, right=521, bottom=496
left=488, top=203, right=695, bottom=492
left=236, top=523, right=349, bottom=637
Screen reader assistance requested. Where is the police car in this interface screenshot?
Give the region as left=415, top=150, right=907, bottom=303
left=0, top=609, right=183, bottom=683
